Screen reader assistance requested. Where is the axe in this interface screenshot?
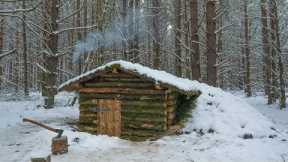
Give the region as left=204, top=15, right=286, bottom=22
left=23, top=118, right=64, bottom=138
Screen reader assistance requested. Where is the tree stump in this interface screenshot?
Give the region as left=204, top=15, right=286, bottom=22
left=51, top=136, right=68, bottom=155
left=31, top=155, right=51, bottom=162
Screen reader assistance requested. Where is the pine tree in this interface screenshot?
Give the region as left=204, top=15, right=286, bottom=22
left=42, top=0, right=59, bottom=108
left=0, top=18, right=3, bottom=89
left=22, top=0, right=28, bottom=96
left=152, top=0, right=161, bottom=69
left=190, top=0, right=201, bottom=81
left=243, top=0, right=252, bottom=97
left=175, top=0, right=182, bottom=77
left=269, top=0, right=286, bottom=108
left=261, top=0, right=272, bottom=104
left=206, top=0, right=217, bottom=86
left=121, top=0, right=128, bottom=60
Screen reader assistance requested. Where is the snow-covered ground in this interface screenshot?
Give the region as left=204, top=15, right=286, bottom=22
left=0, top=90, right=288, bottom=162
left=238, top=92, right=288, bottom=137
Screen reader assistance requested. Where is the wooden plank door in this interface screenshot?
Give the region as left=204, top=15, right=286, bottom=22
left=97, top=99, right=121, bottom=137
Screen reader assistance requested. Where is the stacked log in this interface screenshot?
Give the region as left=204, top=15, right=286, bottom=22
left=166, top=93, right=177, bottom=127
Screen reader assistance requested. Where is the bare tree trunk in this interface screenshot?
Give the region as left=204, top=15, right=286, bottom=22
left=217, top=0, right=224, bottom=88
left=82, top=0, right=88, bottom=72
left=243, top=0, right=252, bottom=97
left=42, top=0, right=59, bottom=108
left=0, top=19, right=2, bottom=54
left=95, top=0, right=104, bottom=66
left=269, top=0, right=279, bottom=104
left=145, top=0, right=152, bottom=66
left=206, top=0, right=217, bottom=86
left=76, top=0, right=82, bottom=75
left=0, top=75, right=1, bottom=91
left=0, top=18, right=3, bottom=89
left=14, top=31, right=21, bottom=93
left=274, top=1, right=286, bottom=109
left=83, top=0, right=88, bottom=38
left=270, top=0, right=286, bottom=108
left=152, top=0, right=161, bottom=69
left=134, top=0, right=140, bottom=63
left=190, top=0, right=201, bottom=81
left=261, top=0, right=272, bottom=104
left=184, top=1, right=190, bottom=78
left=240, top=6, right=245, bottom=91
left=128, top=0, right=134, bottom=62
left=175, top=0, right=182, bottom=77
left=278, top=45, right=286, bottom=109
left=121, top=0, right=128, bottom=60
left=22, top=0, right=28, bottom=96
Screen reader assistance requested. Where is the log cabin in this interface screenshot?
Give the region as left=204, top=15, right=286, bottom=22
left=59, top=61, right=201, bottom=141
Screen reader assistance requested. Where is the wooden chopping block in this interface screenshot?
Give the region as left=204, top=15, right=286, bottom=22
left=51, top=136, right=68, bottom=155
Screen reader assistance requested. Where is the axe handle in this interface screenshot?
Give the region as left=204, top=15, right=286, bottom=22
left=23, top=118, right=58, bottom=133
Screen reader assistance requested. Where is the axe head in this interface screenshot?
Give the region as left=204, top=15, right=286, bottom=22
left=55, top=129, right=64, bottom=138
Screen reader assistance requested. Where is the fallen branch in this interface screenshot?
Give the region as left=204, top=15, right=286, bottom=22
left=54, top=24, right=98, bottom=35
left=0, top=49, right=16, bottom=59
left=36, top=63, right=50, bottom=73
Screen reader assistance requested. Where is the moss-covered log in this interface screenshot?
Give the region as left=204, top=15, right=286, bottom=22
left=122, top=115, right=166, bottom=123
left=122, top=100, right=166, bottom=107
left=122, top=121, right=166, bottom=131
left=79, top=88, right=166, bottom=95
left=79, top=93, right=166, bottom=102
left=79, top=99, right=167, bottom=108
left=83, top=82, right=155, bottom=89
left=94, top=77, right=149, bottom=83
left=78, top=112, right=98, bottom=117
left=167, top=113, right=175, bottom=120
left=121, top=109, right=166, bottom=116
left=78, top=124, right=98, bottom=133
left=121, top=107, right=165, bottom=115
left=99, top=72, right=136, bottom=78
left=79, top=114, right=97, bottom=123
left=78, top=118, right=97, bottom=125
left=167, top=106, right=175, bottom=113
left=121, top=129, right=165, bottom=140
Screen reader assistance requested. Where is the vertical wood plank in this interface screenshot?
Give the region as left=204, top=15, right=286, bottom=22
left=96, top=99, right=121, bottom=137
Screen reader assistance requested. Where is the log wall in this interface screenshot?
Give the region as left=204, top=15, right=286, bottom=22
left=77, top=70, right=178, bottom=140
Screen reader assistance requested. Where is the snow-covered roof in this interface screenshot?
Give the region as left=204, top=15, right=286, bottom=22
left=58, top=60, right=202, bottom=95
